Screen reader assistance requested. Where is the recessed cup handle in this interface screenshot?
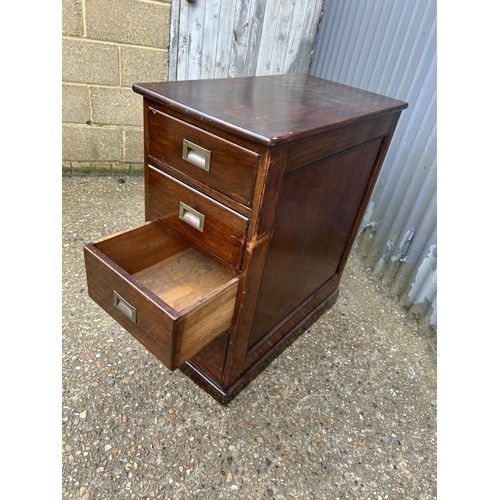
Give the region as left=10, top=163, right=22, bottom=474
left=179, top=202, right=205, bottom=232
left=182, top=139, right=211, bottom=172
left=113, top=291, right=137, bottom=323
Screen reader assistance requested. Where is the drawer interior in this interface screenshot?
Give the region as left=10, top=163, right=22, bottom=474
left=86, top=221, right=239, bottom=368
left=132, top=247, right=235, bottom=312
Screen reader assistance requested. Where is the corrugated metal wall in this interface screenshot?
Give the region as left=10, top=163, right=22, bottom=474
left=310, top=0, right=437, bottom=330
left=168, top=0, right=324, bottom=81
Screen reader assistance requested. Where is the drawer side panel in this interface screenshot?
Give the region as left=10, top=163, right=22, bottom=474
left=176, top=278, right=239, bottom=366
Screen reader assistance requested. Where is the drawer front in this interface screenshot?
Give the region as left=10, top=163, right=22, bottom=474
left=84, top=244, right=178, bottom=370
left=84, top=221, right=240, bottom=371
left=147, top=166, right=249, bottom=269
left=147, top=105, right=259, bottom=207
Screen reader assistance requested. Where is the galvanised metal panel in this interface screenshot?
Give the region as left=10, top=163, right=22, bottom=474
left=168, top=0, right=324, bottom=81
left=311, top=0, right=437, bottom=330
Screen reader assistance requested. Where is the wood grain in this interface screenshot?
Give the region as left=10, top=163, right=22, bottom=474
left=133, top=75, right=407, bottom=146
left=248, top=137, right=384, bottom=347
left=146, top=165, right=249, bottom=269
left=132, top=248, right=235, bottom=312
left=176, top=278, right=239, bottom=366
left=147, top=104, right=259, bottom=206
left=168, top=0, right=323, bottom=81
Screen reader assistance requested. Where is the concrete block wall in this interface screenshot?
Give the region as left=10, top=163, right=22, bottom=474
left=62, top=0, right=171, bottom=175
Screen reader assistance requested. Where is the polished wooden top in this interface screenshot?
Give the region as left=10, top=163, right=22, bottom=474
left=133, top=74, right=408, bottom=146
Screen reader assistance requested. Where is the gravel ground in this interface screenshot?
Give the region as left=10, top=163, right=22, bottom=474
left=62, top=175, right=437, bottom=500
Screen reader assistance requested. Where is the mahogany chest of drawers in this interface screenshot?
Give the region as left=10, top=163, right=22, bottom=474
left=84, top=74, right=407, bottom=404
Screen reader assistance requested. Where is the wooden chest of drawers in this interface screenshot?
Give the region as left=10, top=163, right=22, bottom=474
left=84, top=74, right=407, bottom=404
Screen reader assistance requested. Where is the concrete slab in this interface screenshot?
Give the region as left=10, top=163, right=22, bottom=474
left=62, top=175, right=437, bottom=499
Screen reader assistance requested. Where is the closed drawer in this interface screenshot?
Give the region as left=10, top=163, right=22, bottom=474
left=147, top=165, right=249, bottom=269
left=84, top=221, right=240, bottom=371
left=147, top=105, right=259, bottom=207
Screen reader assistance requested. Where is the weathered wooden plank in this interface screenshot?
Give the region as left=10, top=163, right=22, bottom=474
left=255, top=0, right=281, bottom=75
left=199, top=0, right=222, bottom=79
left=168, top=0, right=181, bottom=81
left=174, top=0, right=190, bottom=81
left=186, top=0, right=205, bottom=80
left=230, top=0, right=252, bottom=77
left=213, top=1, right=237, bottom=78
left=269, top=0, right=295, bottom=74
left=170, top=0, right=324, bottom=81
left=244, top=0, right=268, bottom=77
left=286, top=0, right=325, bottom=74
left=279, top=0, right=303, bottom=73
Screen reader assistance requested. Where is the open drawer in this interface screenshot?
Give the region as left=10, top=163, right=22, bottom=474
left=83, top=221, right=240, bottom=370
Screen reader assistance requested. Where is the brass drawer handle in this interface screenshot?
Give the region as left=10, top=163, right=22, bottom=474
left=113, top=291, right=137, bottom=323
left=182, top=139, right=211, bottom=172
left=179, top=201, right=205, bottom=232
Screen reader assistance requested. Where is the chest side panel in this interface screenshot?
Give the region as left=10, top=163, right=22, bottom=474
left=248, top=137, right=384, bottom=348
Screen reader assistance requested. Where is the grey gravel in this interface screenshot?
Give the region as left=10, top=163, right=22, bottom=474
left=62, top=175, right=437, bottom=499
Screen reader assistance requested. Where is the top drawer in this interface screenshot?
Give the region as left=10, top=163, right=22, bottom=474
left=147, top=105, right=259, bottom=207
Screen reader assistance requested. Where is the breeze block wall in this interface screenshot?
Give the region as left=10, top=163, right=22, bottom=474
left=62, top=0, right=171, bottom=175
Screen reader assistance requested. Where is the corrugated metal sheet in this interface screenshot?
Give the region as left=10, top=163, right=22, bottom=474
left=310, top=0, right=437, bottom=330
left=168, top=0, right=324, bottom=81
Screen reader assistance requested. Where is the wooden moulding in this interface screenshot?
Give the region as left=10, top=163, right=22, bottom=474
left=84, top=221, right=239, bottom=370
